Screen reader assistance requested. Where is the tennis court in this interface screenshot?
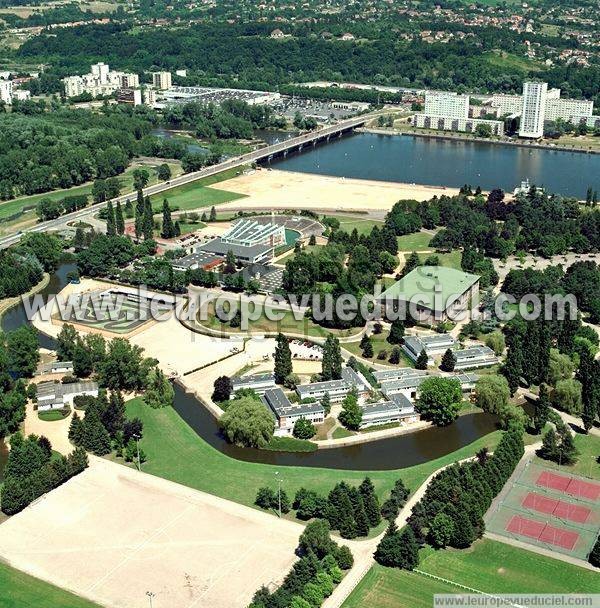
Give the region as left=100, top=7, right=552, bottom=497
left=485, top=460, right=600, bottom=560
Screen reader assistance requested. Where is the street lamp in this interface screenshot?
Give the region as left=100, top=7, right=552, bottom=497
left=146, top=591, right=155, bottom=608
left=275, top=471, right=282, bottom=518
left=134, top=432, right=142, bottom=472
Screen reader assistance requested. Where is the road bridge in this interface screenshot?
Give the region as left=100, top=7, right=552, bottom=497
left=0, top=115, right=368, bottom=250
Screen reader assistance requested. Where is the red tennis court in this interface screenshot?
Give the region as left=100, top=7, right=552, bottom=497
left=536, top=471, right=571, bottom=492
left=522, top=492, right=591, bottom=523
left=506, top=515, right=580, bottom=550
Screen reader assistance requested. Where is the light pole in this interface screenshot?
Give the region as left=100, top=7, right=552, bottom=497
left=134, top=432, right=142, bottom=472
left=275, top=471, right=282, bottom=518
left=146, top=591, right=155, bottom=608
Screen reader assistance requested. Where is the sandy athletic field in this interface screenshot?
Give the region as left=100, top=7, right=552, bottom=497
left=0, top=458, right=304, bottom=608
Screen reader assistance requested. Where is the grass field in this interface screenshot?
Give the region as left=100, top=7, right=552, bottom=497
left=396, top=231, right=435, bottom=251
left=125, top=399, right=503, bottom=508
left=533, top=432, right=600, bottom=481
left=0, top=561, right=101, bottom=608
left=343, top=330, right=415, bottom=367
left=416, top=250, right=462, bottom=270
left=278, top=244, right=323, bottom=264
left=149, top=166, right=247, bottom=211
left=325, top=214, right=383, bottom=236
left=343, top=539, right=598, bottom=608
left=0, top=161, right=182, bottom=222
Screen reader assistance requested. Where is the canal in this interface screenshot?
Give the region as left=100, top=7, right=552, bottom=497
left=0, top=268, right=499, bottom=476
left=270, top=132, right=600, bottom=198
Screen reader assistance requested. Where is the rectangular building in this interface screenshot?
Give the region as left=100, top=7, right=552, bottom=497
left=519, top=81, right=548, bottom=138
left=231, top=373, right=276, bottom=396
left=152, top=71, right=172, bottom=90
left=0, top=80, right=13, bottom=104
left=424, top=91, right=469, bottom=119
left=296, top=367, right=370, bottom=402
left=453, top=346, right=498, bottom=370
left=37, top=381, right=99, bottom=411
left=413, top=114, right=504, bottom=136
left=261, top=388, right=325, bottom=436
left=36, top=361, right=74, bottom=376
left=402, top=334, right=457, bottom=366
left=359, top=393, right=419, bottom=429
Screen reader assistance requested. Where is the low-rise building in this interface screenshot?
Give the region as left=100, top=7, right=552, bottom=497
left=36, top=361, right=74, bottom=376
left=231, top=373, right=276, bottom=396
left=453, top=346, right=498, bottom=370
left=296, top=367, right=370, bottom=402
left=359, top=393, right=419, bottom=429
left=261, top=388, right=325, bottom=436
left=412, top=114, right=504, bottom=136
left=402, top=334, right=457, bottom=366
left=36, top=381, right=99, bottom=411
left=377, top=368, right=478, bottom=400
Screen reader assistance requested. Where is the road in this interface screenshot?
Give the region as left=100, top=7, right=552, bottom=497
left=0, top=116, right=367, bottom=250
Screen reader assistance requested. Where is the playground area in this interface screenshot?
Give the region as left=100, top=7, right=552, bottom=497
left=51, top=288, right=174, bottom=337
left=486, top=460, right=600, bottom=560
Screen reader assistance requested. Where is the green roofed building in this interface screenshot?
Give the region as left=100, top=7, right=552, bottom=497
left=378, top=265, right=480, bottom=324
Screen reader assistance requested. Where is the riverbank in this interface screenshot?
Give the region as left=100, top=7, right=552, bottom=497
left=0, top=273, right=50, bottom=323
left=360, top=126, right=600, bottom=156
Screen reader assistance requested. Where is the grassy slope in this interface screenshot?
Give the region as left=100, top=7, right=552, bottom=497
left=125, top=398, right=502, bottom=507
left=0, top=561, right=101, bottom=608
left=324, top=214, right=384, bottom=236
left=396, top=231, right=435, bottom=252
left=343, top=539, right=598, bottom=608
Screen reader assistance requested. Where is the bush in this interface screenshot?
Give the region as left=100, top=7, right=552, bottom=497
left=293, top=417, right=316, bottom=439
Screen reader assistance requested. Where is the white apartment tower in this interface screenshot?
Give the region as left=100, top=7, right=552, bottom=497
left=152, top=71, right=172, bottom=90
left=519, top=81, right=547, bottom=138
left=91, top=62, right=109, bottom=84
left=0, top=79, right=13, bottom=104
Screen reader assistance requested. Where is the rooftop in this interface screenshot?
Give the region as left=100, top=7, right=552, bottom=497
left=198, top=238, right=271, bottom=260
left=378, top=266, right=480, bottom=312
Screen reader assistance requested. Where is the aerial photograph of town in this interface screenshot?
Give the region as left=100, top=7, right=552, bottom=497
left=0, top=0, right=599, bottom=606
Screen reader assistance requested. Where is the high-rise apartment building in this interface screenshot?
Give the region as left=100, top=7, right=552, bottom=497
left=424, top=91, right=469, bottom=119
left=519, top=81, right=548, bottom=138
left=152, top=71, right=172, bottom=90
left=0, top=79, right=13, bottom=104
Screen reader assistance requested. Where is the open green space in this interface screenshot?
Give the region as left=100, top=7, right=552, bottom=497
left=174, top=221, right=207, bottom=235
left=416, top=250, right=462, bottom=270
left=124, top=398, right=503, bottom=508
left=332, top=427, right=356, bottom=439
left=533, top=432, right=599, bottom=481
left=484, top=50, right=544, bottom=73
left=396, top=231, right=435, bottom=252
left=37, top=409, right=69, bottom=422
left=0, top=561, right=101, bottom=608
left=0, top=161, right=182, bottom=222
left=343, top=538, right=598, bottom=608
left=197, top=301, right=362, bottom=339
left=149, top=166, right=247, bottom=211
left=324, top=214, right=383, bottom=236
left=278, top=244, right=324, bottom=264
left=343, top=330, right=415, bottom=368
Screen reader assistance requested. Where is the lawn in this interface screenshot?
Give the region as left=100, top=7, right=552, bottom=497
left=124, top=398, right=503, bottom=509
left=0, top=161, right=182, bottom=222
left=325, top=214, right=383, bottom=236
left=396, top=231, right=435, bottom=252
left=149, top=166, right=247, bottom=211
left=332, top=427, right=356, bottom=439
left=343, top=330, right=415, bottom=368
left=343, top=538, right=598, bottom=608
left=0, top=561, right=101, bottom=608
left=533, top=432, right=599, bottom=481
left=174, top=221, right=207, bottom=235
left=37, top=409, right=69, bottom=422
left=198, top=301, right=362, bottom=339
left=416, top=250, right=462, bottom=270
left=278, top=244, right=324, bottom=264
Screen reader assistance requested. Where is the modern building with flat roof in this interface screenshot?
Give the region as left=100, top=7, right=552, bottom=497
left=359, top=393, right=419, bottom=429
left=36, top=361, right=74, bottom=376
left=378, top=266, right=480, bottom=324
left=453, top=346, right=498, bottom=370
left=261, top=388, right=325, bottom=435
left=37, top=381, right=99, bottom=411
left=296, top=367, right=370, bottom=402
left=198, top=239, right=273, bottom=265
left=378, top=370, right=479, bottom=400
left=222, top=220, right=285, bottom=248
left=519, top=81, right=548, bottom=138
left=402, top=333, right=457, bottom=366
left=231, top=373, right=276, bottom=395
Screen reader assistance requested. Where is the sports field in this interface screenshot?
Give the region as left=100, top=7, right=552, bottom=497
left=0, top=458, right=304, bottom=608
left=486, top=460, right=600, bottom=560
left=342, top=539, right=599, bottom=608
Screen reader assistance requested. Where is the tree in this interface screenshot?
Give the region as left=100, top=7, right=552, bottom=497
left=106, top=201, right=116, bottom=237
left=142, top=196, right=154, bottom=240
left=450, top=510, right=476, bottom=548
left=359, top=477, right=381, bottom=528
left=321, top=392, right=331, bottom=415
left=144, top=368, right=174, bottom=408
left=6, top=326, right=39, bottom=378
left=298, top=519, right=336, bottom=559
left=212, top=376, right=233, bottom=402
left=321, top=335, right=342, bottom=381
left=209, top=206, right=217, bottom=222
left=374, top=524, right=419, bottom=570
left=97, top=338, right=149, bottom=391
left=415, top=349, right=428, bottom=370
left=115, top=201, right=125, bottom=235
left=475, top=375, right=511, bottom=422
left=56, top=323, right=78, bottom=361
left=133, top=168, right=149, bottom=190
left=157, top=163, right=171, bottom=181
left=533, top=383, right=550, bottom=433
left=134, top=189, right=144, bottom=239
left=360, top=335, right=373, bottom=358
left=68, top=412, right=83, bottom=445
left=416, top=377, right=462, bottom=426
left=338, top=389, right=362, bottom=430
left=538, top=428, right=560, bottom=462
left=224, top=249, right=236, bottom=274
left=219, top=397, right=274, bottom=448
left=387, top=319, right=405, bottom=344
left=440, top=348, right=456, bottom=372
left=78, top=407, right=111, bottom=455
left=255, top=486, right=277, bottom=510
left=401, top=251, right=420, bottom=278
left=551, top=379, right=582, bottom=416
left=161, top=199, right=176, bottom=239
left=429, top=512, right=455, bottom=548
left=589, top=535, right=600, bottom=568
left=102, top=391, right=125, bottom=438
left=293, top=417, right=316, bottom=439
left=274, top=333, right=292, bottom=384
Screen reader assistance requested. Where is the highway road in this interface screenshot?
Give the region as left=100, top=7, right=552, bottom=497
left=0, top=115, right=367, bottom=250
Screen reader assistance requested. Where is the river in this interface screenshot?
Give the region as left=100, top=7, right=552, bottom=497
left=270, top=132, right=600, bottom=198
left=0, top=263, right=499, bottom=474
